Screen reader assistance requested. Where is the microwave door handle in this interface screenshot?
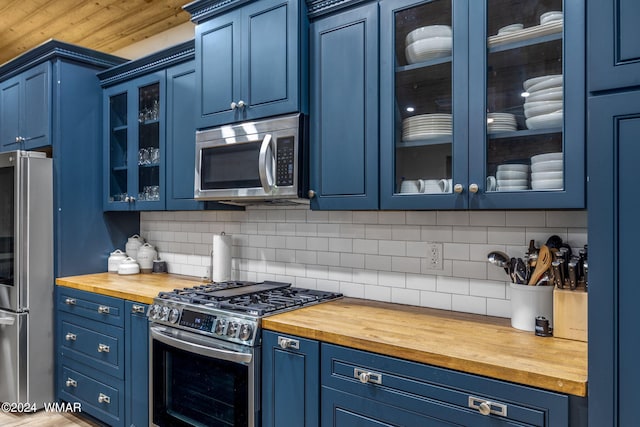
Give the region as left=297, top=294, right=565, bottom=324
left=0, top=316, right=15, bottom=325
left=258, top=133, right=275, bottom=193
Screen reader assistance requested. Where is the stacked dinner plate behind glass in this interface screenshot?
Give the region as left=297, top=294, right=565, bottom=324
left=487, top=113, right=517, bottom=133
left=402, top=113, right=452, bottom=142
left=405, top=25, right=452, bottom=64
left=523, top=74, right=563, bottom=130
left=496, top=163, right=529, bottom=191
left=531, top=152, right=563, bottom=190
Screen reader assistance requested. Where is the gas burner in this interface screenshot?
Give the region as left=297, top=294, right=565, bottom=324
left=149, top=280, right=342, bottom=346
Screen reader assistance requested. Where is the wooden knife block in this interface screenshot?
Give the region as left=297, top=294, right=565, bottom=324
left=553, top=288, right=588, bottom=342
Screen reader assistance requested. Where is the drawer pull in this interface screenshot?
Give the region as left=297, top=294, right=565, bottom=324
left=65, top=298, right=76, bottom=305
left=278, top=336, right=299, bottom=350
left=132, top=304, right=146, bottom=313
left=468, top=396, right=507, bottom=417
left=354, top=368, right=382, bottom=385
left=98, top=393, right=111, bottom=404
left=97, top=305, right=110, bottom=314
left=65, top=333, right=77, bottom=341
left=65, top=378, right=77, bottom=388
left=98, top=343, right=110, bottom=353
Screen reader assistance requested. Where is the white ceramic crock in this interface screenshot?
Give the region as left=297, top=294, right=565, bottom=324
left=137, top=243, right=157, bottom=273
left=107, top=249, right=127, bottom=273
left=125, top=234, right=145, bottom=260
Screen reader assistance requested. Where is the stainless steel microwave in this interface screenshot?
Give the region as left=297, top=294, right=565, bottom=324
left=195, top=113, right=309, bottom=204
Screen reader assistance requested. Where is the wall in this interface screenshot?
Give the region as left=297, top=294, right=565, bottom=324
left=140, top=207, right=587, bottom=318
left=111, top=21, right=195, bottom=59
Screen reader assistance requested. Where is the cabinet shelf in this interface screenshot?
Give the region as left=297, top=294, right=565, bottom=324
left=488, top=32, right=562, bottom=54
left=137, top=163, right=160, bottom=169
left=488, top=127, right=562, bottom=139
left=396, top=55, right=452, bottom=73
left=111, top=166, right=128, bottom=172
left=112, top=125, right=127, bottom=133
left=396, top=138, right=451, bottom=148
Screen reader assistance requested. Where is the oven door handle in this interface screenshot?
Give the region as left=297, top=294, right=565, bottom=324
left=258, top=133, right=275, bottom=194
left=150, top=326, right=253, bottom=364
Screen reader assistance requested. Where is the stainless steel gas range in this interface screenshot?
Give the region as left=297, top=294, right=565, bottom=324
left=148, top=280, right=341, bottom=427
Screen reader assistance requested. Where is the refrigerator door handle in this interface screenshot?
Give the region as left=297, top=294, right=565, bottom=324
left=0, top=316, right=15, bottom=325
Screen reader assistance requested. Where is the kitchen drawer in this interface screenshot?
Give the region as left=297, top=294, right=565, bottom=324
left=57, top=287, right=124, bottom=327
left=59, top=364, right=123, bottom=426
left=59, top=312, right=124, bottom=379
left=322, top=343, right=569, bottom=427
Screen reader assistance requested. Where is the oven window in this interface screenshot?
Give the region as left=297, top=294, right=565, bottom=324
left=153, top=340, right=249, bottom=427
left=201, top=142, right=262, bottom=190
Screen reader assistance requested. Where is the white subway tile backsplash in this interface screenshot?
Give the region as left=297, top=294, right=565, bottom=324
left=141, top=207, right=586, bottom=320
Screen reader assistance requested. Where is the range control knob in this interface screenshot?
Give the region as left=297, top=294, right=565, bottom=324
left=239, top=324, right=253, bottom=341
left=227, top=322, right=238, bottom=337
left=215, top=319, right=227, bottom=335
left=149, top=304, right=161, bottom=320
left=160, top=306, right=170, bottom=322
left=169, top=308, right=180, bottom=324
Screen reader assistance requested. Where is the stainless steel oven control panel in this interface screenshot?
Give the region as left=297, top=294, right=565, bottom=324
left=147, top=301, right=259, bottom=346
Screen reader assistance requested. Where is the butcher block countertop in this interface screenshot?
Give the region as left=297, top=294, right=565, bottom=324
left=262, top=298, right=588, bottom=397
left=56, top=272, right=206, bottom=305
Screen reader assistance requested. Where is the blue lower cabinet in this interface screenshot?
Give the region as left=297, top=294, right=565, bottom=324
left=56, top=288, right=150, bottom=427
left=262, top=331, right=320, bottom=427
left=125, top=301, right=149, bottom=427
left=321, top=343, right=571, bottom=427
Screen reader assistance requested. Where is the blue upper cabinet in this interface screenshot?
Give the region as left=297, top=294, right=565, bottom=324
left=308, top=2, right=379, bottom=210
left=187, top=0, right=308, bottom=129
left=588, top=0, right=640, bottom=92
left=102, top=72, right=166, bottom=211
left=0, top=62, right=51, bottom=151
left=165, top=61, right=206, bottom=211
left=380, top=0, right=585, bottom=210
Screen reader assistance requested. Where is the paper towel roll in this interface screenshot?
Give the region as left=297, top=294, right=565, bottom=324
left=212, top=233, right=232, bottom=282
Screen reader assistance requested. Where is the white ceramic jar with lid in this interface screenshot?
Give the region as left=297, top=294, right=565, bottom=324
left=137, top=243, right=157, bottom=273
left=108, top=249, right=127, bottom=273
left=117, top=257, right=140, bottom=275
left=125, top=234, right=145, bottom=260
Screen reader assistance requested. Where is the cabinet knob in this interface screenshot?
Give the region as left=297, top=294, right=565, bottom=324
left=237, top=100, right=246, bottom=109
left=354, top=368, right=382, bottom=384
left=65, top=333, right=77, bottom=341
left=308, top=190, right=316, bottom=199
left=98, top=393, right=111, bottom=404
left=478, top=402, right=491, bottom=416
left=65, top=298, right=76, bottom=305
left=468, top=396, right=507, bottom=417
left=453, top=184, right=464, bottom=193
left=278, top=336, right=300, bottom=350
left=97, top=305, right=110, bottom=314
left=132, top=304, right=146, bottom=313
left=98, top=343, right=110, bottom=353
left=65, top=378, right=77, bottom=388
left=230, top=101, right=237, bottom=110
left=469, top=183, right=479, bottom=193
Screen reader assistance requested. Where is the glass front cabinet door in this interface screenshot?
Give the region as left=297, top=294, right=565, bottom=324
left=104, top=72, right=166, bottom=210
left=380, top=0, right=584, bottom=210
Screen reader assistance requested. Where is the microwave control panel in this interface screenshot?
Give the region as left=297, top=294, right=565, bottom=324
left=276, top=136, right=295, bottom=186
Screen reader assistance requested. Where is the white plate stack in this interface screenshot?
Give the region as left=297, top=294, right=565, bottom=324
left=405, top=25, right=452, bottom=64
left=487, top=113, right=517, bottom=133
left=523, top=74, right=563, bottom=130
left=496, top=163, right=529, bottom=191
left=531, top=152, right=563, bottom=190
left=402, top=113, right=452, bottom=142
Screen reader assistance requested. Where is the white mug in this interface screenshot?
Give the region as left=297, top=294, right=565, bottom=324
left=438, top=178, right=452, bottom=193
left=486, top=176, right=497, bottom=191
left=400, top=179, right=424, bottom=193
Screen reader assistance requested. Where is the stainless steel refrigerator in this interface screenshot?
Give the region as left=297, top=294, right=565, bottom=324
left=0, top=150, right=53, bottom=406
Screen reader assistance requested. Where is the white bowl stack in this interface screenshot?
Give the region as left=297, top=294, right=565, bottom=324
left=487, top=112, right=517, bottom=133
left=405, top=25, right=452, bottom=64
left=530, top=152, right=563, bottom=190
left=523, top=74, right=563, bottom=130
left=496, top=163, right=529, bottom=191
left=402, top=113, right=452, bottom=142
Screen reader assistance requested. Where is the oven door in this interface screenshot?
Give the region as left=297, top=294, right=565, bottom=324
left=149, top=325, right=259, bottom=427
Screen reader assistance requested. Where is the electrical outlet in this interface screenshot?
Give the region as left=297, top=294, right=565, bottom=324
left=427, top=243, right=443, bottom=270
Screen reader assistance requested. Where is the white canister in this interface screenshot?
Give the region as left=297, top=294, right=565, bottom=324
left=108, top=249, right=127, bottom=273
left=137, top=243, right=157, bottom=273
left=125, top=234, right=145, bottom=260
left=118, top=257, right=140, bottom=275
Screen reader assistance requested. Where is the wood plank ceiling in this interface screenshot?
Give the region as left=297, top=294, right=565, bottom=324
left=0, top=0, right=191, bottom=65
